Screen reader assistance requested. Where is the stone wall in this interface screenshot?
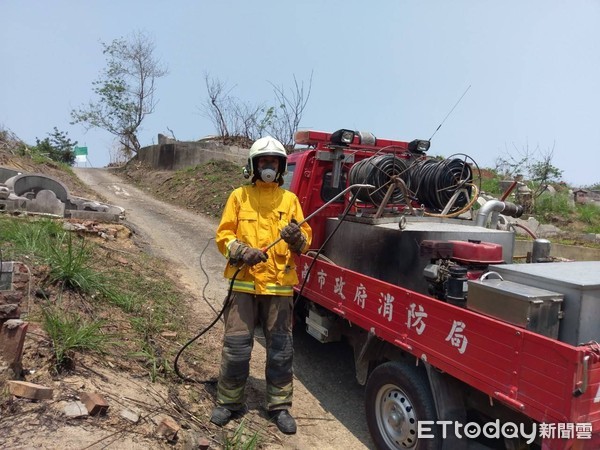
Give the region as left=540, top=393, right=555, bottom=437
left=136, top=135, right=247, bottom=171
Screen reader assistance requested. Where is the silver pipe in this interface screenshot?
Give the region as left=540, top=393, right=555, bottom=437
left=475, top=200, right=506, bottom=228
left=475, top=200, right=524, bottom=228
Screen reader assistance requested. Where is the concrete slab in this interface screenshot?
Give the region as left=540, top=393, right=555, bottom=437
left=27, top=190, right=65, bottom=216
left=0, top=167, right=20, bottom=183
left=4, top=173, right=69, bottom=203
left=68, top=210, right=121, bottom=223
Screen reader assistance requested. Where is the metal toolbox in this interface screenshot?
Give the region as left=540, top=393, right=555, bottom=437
left=489, top=262, right=600, bottom=345
left=467, top=277, right=563, bottom=339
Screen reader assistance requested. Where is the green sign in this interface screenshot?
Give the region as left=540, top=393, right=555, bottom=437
left=74, top=146, right=88, bottom=156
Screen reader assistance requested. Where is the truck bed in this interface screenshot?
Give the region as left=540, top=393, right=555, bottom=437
left=295, top=254, right=600, bottom=447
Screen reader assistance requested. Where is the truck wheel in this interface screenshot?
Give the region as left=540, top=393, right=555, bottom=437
left=365, top=361, right=440, bottom=450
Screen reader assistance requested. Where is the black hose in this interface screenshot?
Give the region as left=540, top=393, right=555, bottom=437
left=174, top=265, right=241, bottom=383
left=348, top=155, right=411, bottom=205
left=410, top=157, right=473, bottom=211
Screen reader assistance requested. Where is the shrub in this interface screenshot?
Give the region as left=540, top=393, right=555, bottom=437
left=533, top=193, right=573, bottom=221
left=576, top=203, right=600, bottom=225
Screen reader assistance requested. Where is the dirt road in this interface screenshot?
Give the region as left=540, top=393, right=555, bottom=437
left=74, top=168, right=374, bottom=450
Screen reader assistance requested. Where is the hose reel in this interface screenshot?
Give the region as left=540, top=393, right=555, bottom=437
left=410, top=157, right=474, bottom=211
left=348, top=155, right=411, bottom=205
left=348, top=154, right=478, bottom=213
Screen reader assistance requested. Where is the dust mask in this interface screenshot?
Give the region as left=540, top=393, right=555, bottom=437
left=259, top=166, right=277, bottom=183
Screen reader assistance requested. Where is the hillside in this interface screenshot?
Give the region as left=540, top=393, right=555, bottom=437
left=0, top=143, right=231, bottom=448
left=117, top=157, right=600, bottom=249
left=115, top=158, right=246, bottom=219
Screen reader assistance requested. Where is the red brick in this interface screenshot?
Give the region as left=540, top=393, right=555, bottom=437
left=8, top=380, right=53, bottom=400
left=80, top=392, right=109, bottom=415
left=0, top=292, right=24, bottom=305
left=0, top=319, right=27, bottom=372
left=156, top=416, right=180, bottom=441
left=0, top=304, right=20, bottom=319
left=198, top=437, right=210, bottom=450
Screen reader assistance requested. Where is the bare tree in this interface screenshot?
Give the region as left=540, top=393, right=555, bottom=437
left=71, top=31, right=168, bottom=157
left=203, top=74, right=233, bottom=139
left=201, top=74, right=269, bottom=146
left=495, top=141, right=563, bottom=198
left=268, top=72, right=313, bottom=148
left=201, top=73, right=313, bottom=150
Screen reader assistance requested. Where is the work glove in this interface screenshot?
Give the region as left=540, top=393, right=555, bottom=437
left=280, top=220, right=306, bottom=253
left=241, top=247, right=268, bottom=266
left=228, top=240, right=267, bottom=266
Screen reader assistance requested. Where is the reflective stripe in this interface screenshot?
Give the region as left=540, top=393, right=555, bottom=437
left=232, top=280, right=256, bottom=294
left=265, top=284, right=294, bottom=295
left=231, top=279, right=293, bottom=296
left=225, top=238, right=238, bottom=259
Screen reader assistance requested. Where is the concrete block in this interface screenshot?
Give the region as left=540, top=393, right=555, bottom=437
left=0, top=262, right=12, bottom=290
left=0, top=195, right=27, bottom=212
left=80, top=392, right=109, bottom=415
left=120, top=408, right=140, bottom=423
left=156, top=416, right=180, bottom=441
left=8, top=380, right=53, bottom=400
left=64, top=401, right=88, bottom=418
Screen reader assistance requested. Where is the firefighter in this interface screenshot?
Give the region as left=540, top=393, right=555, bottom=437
left=211, top=136, right=312, bottom=434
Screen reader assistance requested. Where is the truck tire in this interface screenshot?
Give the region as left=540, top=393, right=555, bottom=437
left=365, top=361, right=441, bottom=450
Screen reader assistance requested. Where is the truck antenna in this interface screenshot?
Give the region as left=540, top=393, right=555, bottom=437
left=429, top=84, right=471, bottom=141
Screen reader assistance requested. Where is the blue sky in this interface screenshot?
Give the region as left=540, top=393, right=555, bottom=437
left=1, top=1, right=599, bottom=186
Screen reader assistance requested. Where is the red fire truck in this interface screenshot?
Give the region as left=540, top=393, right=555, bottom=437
left=284, top=129, right=600, bottom=450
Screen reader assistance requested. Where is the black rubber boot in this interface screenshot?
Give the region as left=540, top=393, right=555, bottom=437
left=269, top=409, right=297, bottom=434
left=210, top=406, right=232, bottom=427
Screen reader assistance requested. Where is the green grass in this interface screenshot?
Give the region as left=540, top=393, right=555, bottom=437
left=45, top=232, right=107, bottom=293
left=0, top=216, right=63, bottom=257
left=480, top=177, right=502, bottom=196
left=128, top=342, right=171, bottom=383
left=42, top=306, right=114, bottom=371
left=104, top=258, right=182, bottom=337
left=104, top=290, right=141, bottom=313
left=224, top=419, right=260, bottom=450
left=533, top=192, right=573, bottom=221
left=585, top=224, right=600, bottom=234
left=577, top=203, right=600, bottom=225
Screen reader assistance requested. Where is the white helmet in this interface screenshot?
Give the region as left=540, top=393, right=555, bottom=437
left=247, top=136, right=288, bottom=183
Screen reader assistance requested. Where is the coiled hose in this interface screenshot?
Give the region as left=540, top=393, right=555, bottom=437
left=410, top=158, right=473, bottom=211
left=348, top=155, right=411, bottom=205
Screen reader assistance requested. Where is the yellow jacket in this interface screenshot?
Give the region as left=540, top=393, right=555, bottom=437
left=216, top=181, right=312, bottom=296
